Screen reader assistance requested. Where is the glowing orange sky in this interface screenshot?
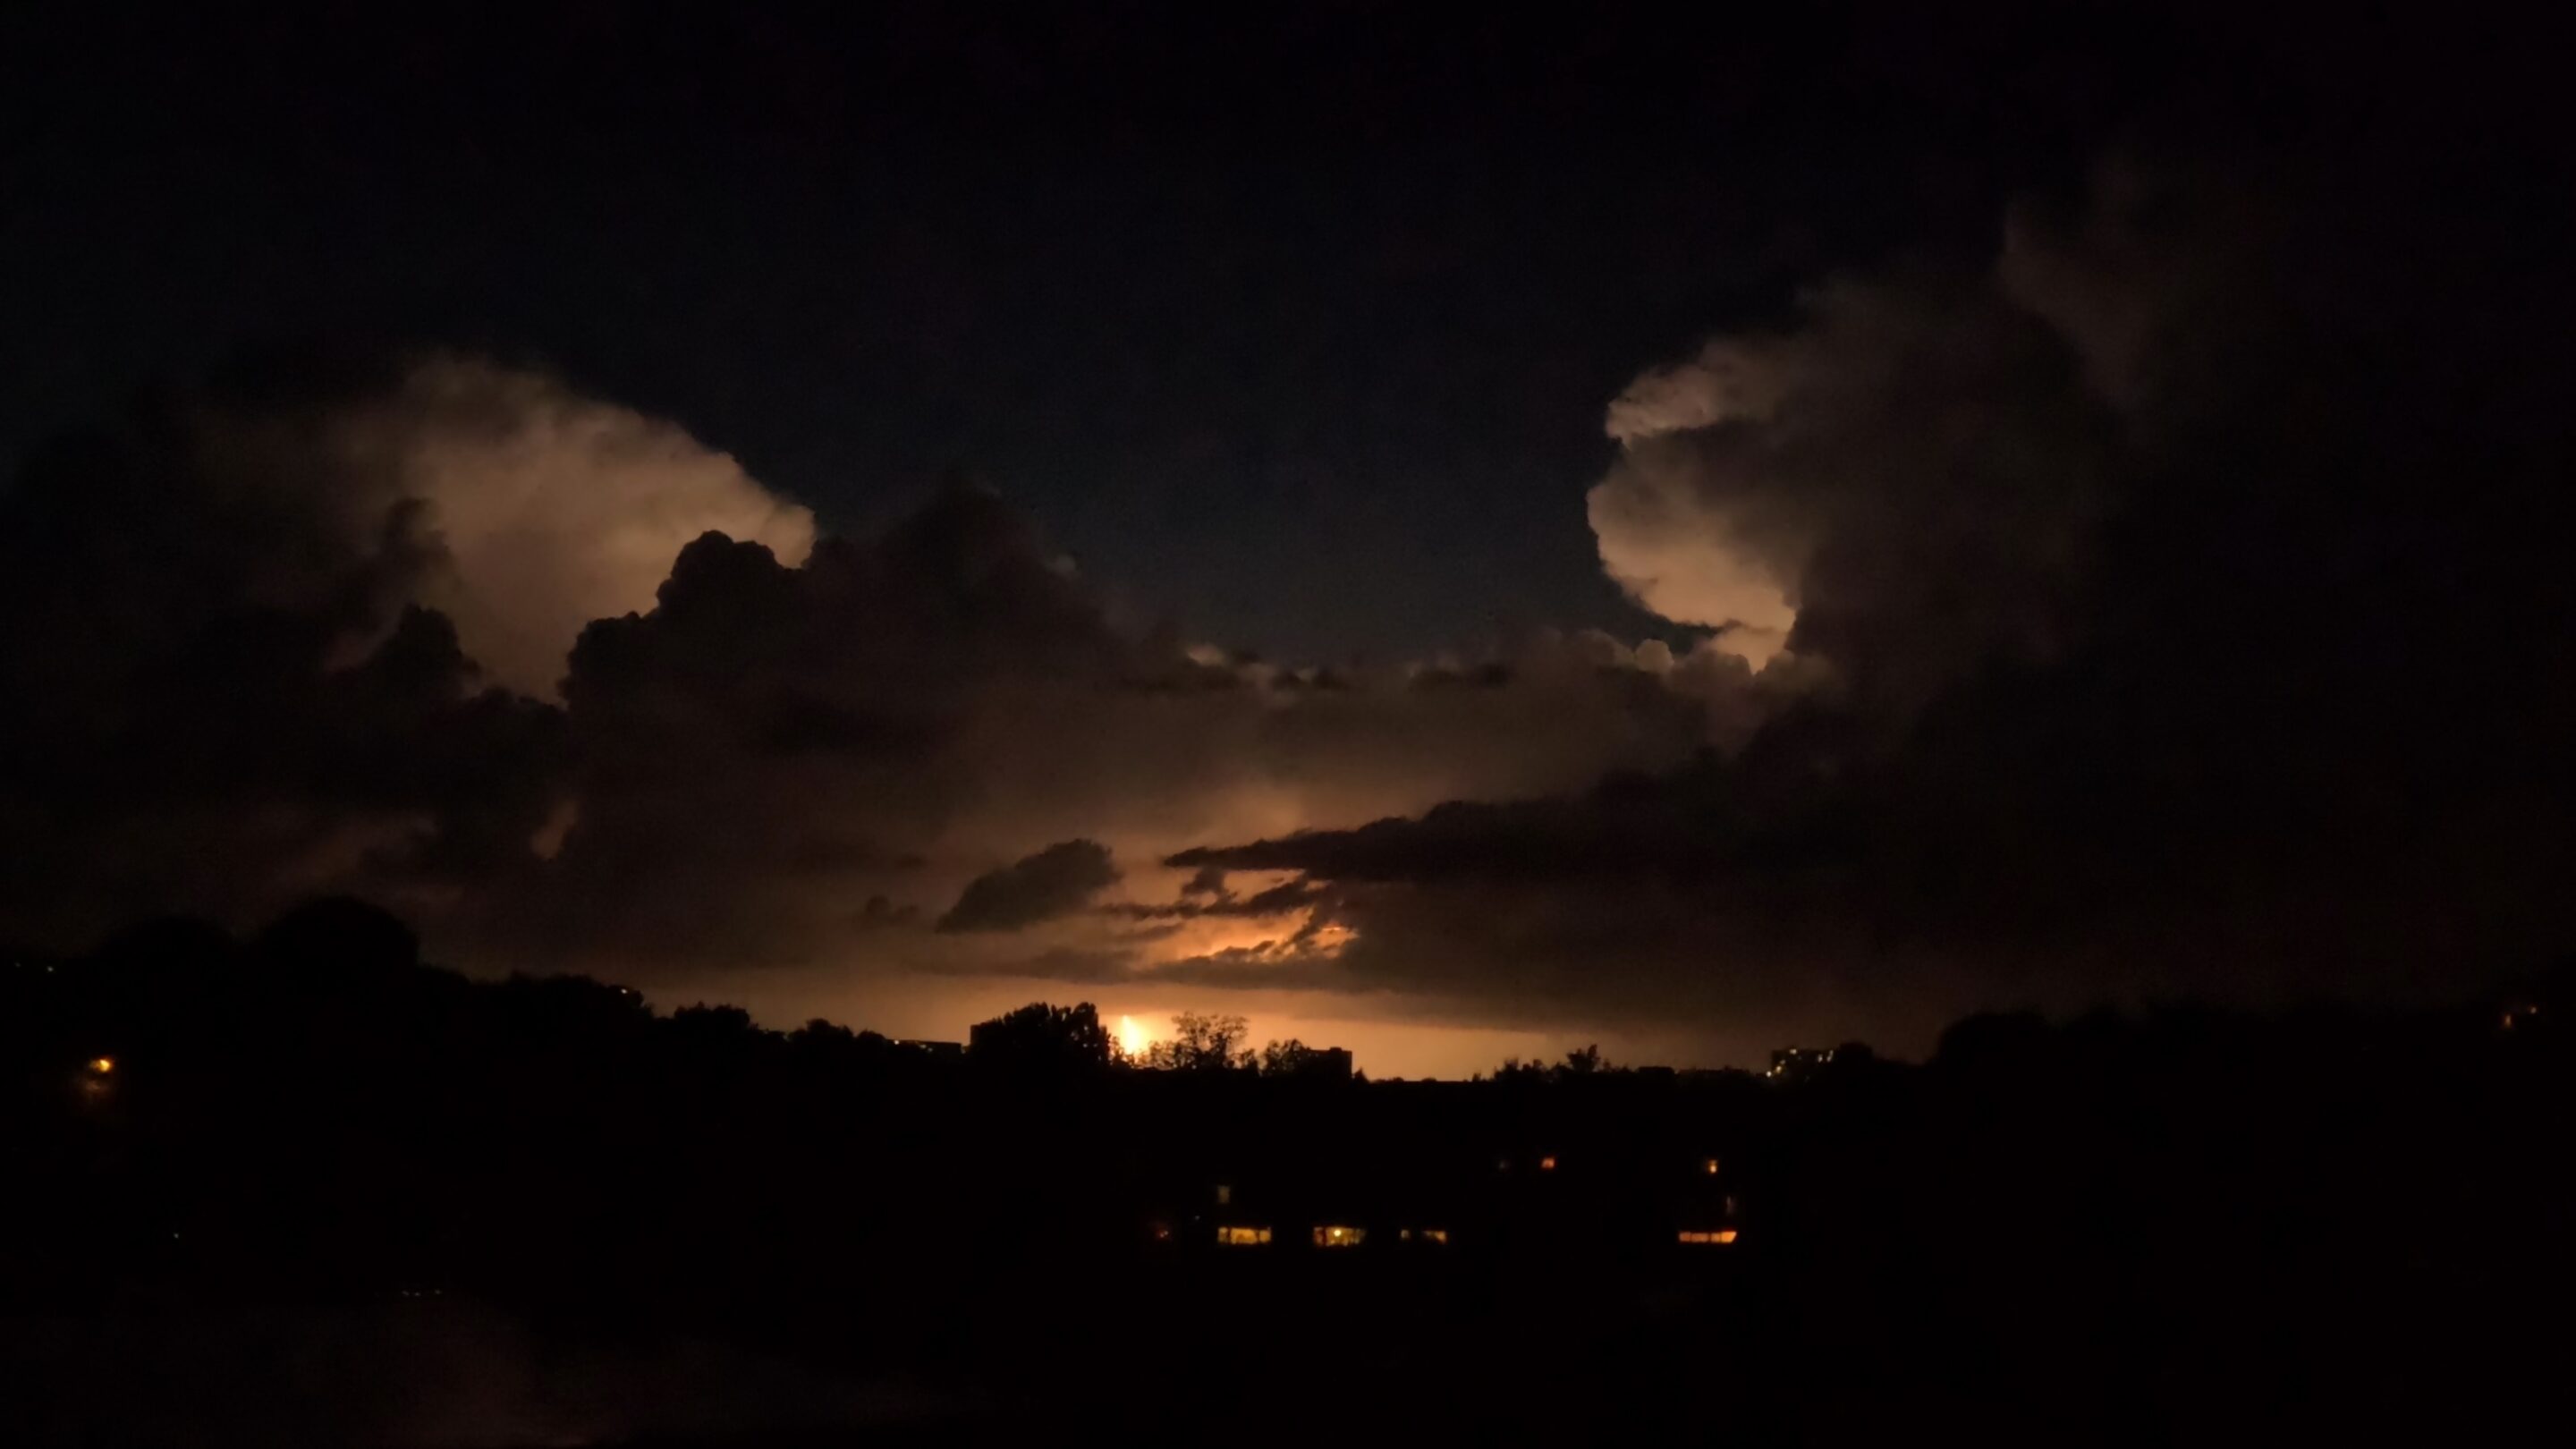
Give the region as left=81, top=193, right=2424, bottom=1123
left=670, top=962, right=1761, bottom=1080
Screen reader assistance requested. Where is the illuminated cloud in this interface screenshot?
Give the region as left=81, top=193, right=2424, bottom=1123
left=512, top=484, right=1756, bottom=981
left=1179, top=144, right=2576, bottom=1054
left=1589, top=342, right=1805, bottom=664
left=13, top=103, right=2572, bottom=1068
left=221, top=354, right=817, bottom=698
left=1588, top=280, right=2119, bottom=696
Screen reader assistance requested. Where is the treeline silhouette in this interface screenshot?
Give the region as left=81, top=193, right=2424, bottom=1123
left=5, top=899, right=2573, bottom=1445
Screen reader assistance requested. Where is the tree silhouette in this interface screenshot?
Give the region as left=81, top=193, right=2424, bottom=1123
left=1260, top=1038, right=1365, bottom=1080
left=969, top=1001, right=1114, bottom=1072
left=1489, top=1045, right=1620, bottom=1082
left=1143, top=1012, right=1251, bottom=1072
left=254, top=896, right=420, bottom=979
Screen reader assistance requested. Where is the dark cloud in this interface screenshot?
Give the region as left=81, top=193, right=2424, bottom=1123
left=0, top=380, right=572, bottom=946
left=12, top=35, right=2568, bottom=1065
left=1173, top=114, right=2576, bottom=1049
left=850, top=895, right=922, bottom=931
left=1106, top=874, right=1330, bottom=921
left=937, top=840, right=1122, bottom=933
left=488, top=476, right=1747, bottom=978
left=1171, top=767, right=1742, bottom=886
left=4, top=419, right=1747, bottom=979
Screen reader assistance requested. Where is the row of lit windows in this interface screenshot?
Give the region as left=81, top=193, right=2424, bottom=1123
left=1214, top=1224, right=1449, bottom=1247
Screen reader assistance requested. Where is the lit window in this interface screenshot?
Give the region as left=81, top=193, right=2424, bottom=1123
left=1417, top=1228, right=1448, bottom=1245
left=1677, top=1229, right=1741, bottom=1245
left=1215, top=1183, right=1232, bottom=1206
left=1538, top=1155, right=1557, bottom=1172
left=1216, top=1225, right=1271, bottom=1246
left=1312, top=1224, right=1367, bottom=1248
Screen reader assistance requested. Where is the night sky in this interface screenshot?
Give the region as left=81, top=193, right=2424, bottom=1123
left=5, top=4, right=2572, bottom=1074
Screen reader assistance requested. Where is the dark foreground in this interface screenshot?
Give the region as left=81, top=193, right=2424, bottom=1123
left=7, top=911, right=2572, bottom=1445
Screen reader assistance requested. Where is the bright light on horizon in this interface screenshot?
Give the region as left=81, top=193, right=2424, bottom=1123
left=1117, top=1014, right=1153, bottom=1059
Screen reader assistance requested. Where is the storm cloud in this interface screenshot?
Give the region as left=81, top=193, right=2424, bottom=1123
left=1173, top=128, right=2576, bottom=1051
left=7, top=67, right=2572, bottom=1063
left=292, top=355, right=818, bottom=699
left=938, top=840, right=1122, bottom=932
left=0, top=358, right=1761, bottom=997
left=504, top=479, right=1754, bottom=982
left=0, top=365, right=573, bottom=942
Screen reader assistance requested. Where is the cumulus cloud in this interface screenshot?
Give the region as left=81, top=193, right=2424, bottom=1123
left=0, top=351, right=829, bottom=946
left=1, top=345, right=1775, bottom=977
left=202, top=353, right=816, bottom=697
left=0, top=441, right=568, bottom=944
left=17, top=83, right=2570, bottom=1063
left=492, top=479, right=1757, bottom=979
left=1588, top=278, right=2123, bottom=694
left=1175, top=130, right=2576, bottom=1052
left=937, top=839, right=1121, bottom=932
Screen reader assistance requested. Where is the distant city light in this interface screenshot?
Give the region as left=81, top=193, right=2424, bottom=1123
left=88, top=1056, right=114, bottom=1074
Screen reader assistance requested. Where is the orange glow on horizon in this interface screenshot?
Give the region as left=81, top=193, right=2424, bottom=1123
left=1117, top=1014, right=1153, bottom=1059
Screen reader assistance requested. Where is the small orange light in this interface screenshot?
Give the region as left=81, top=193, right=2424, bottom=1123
left=1702, top=1157, right=1720, bottom=1175
left=88, top=1056, right=114, bottom=1075
left=1538, top=1155, right=1557, bottom=1172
